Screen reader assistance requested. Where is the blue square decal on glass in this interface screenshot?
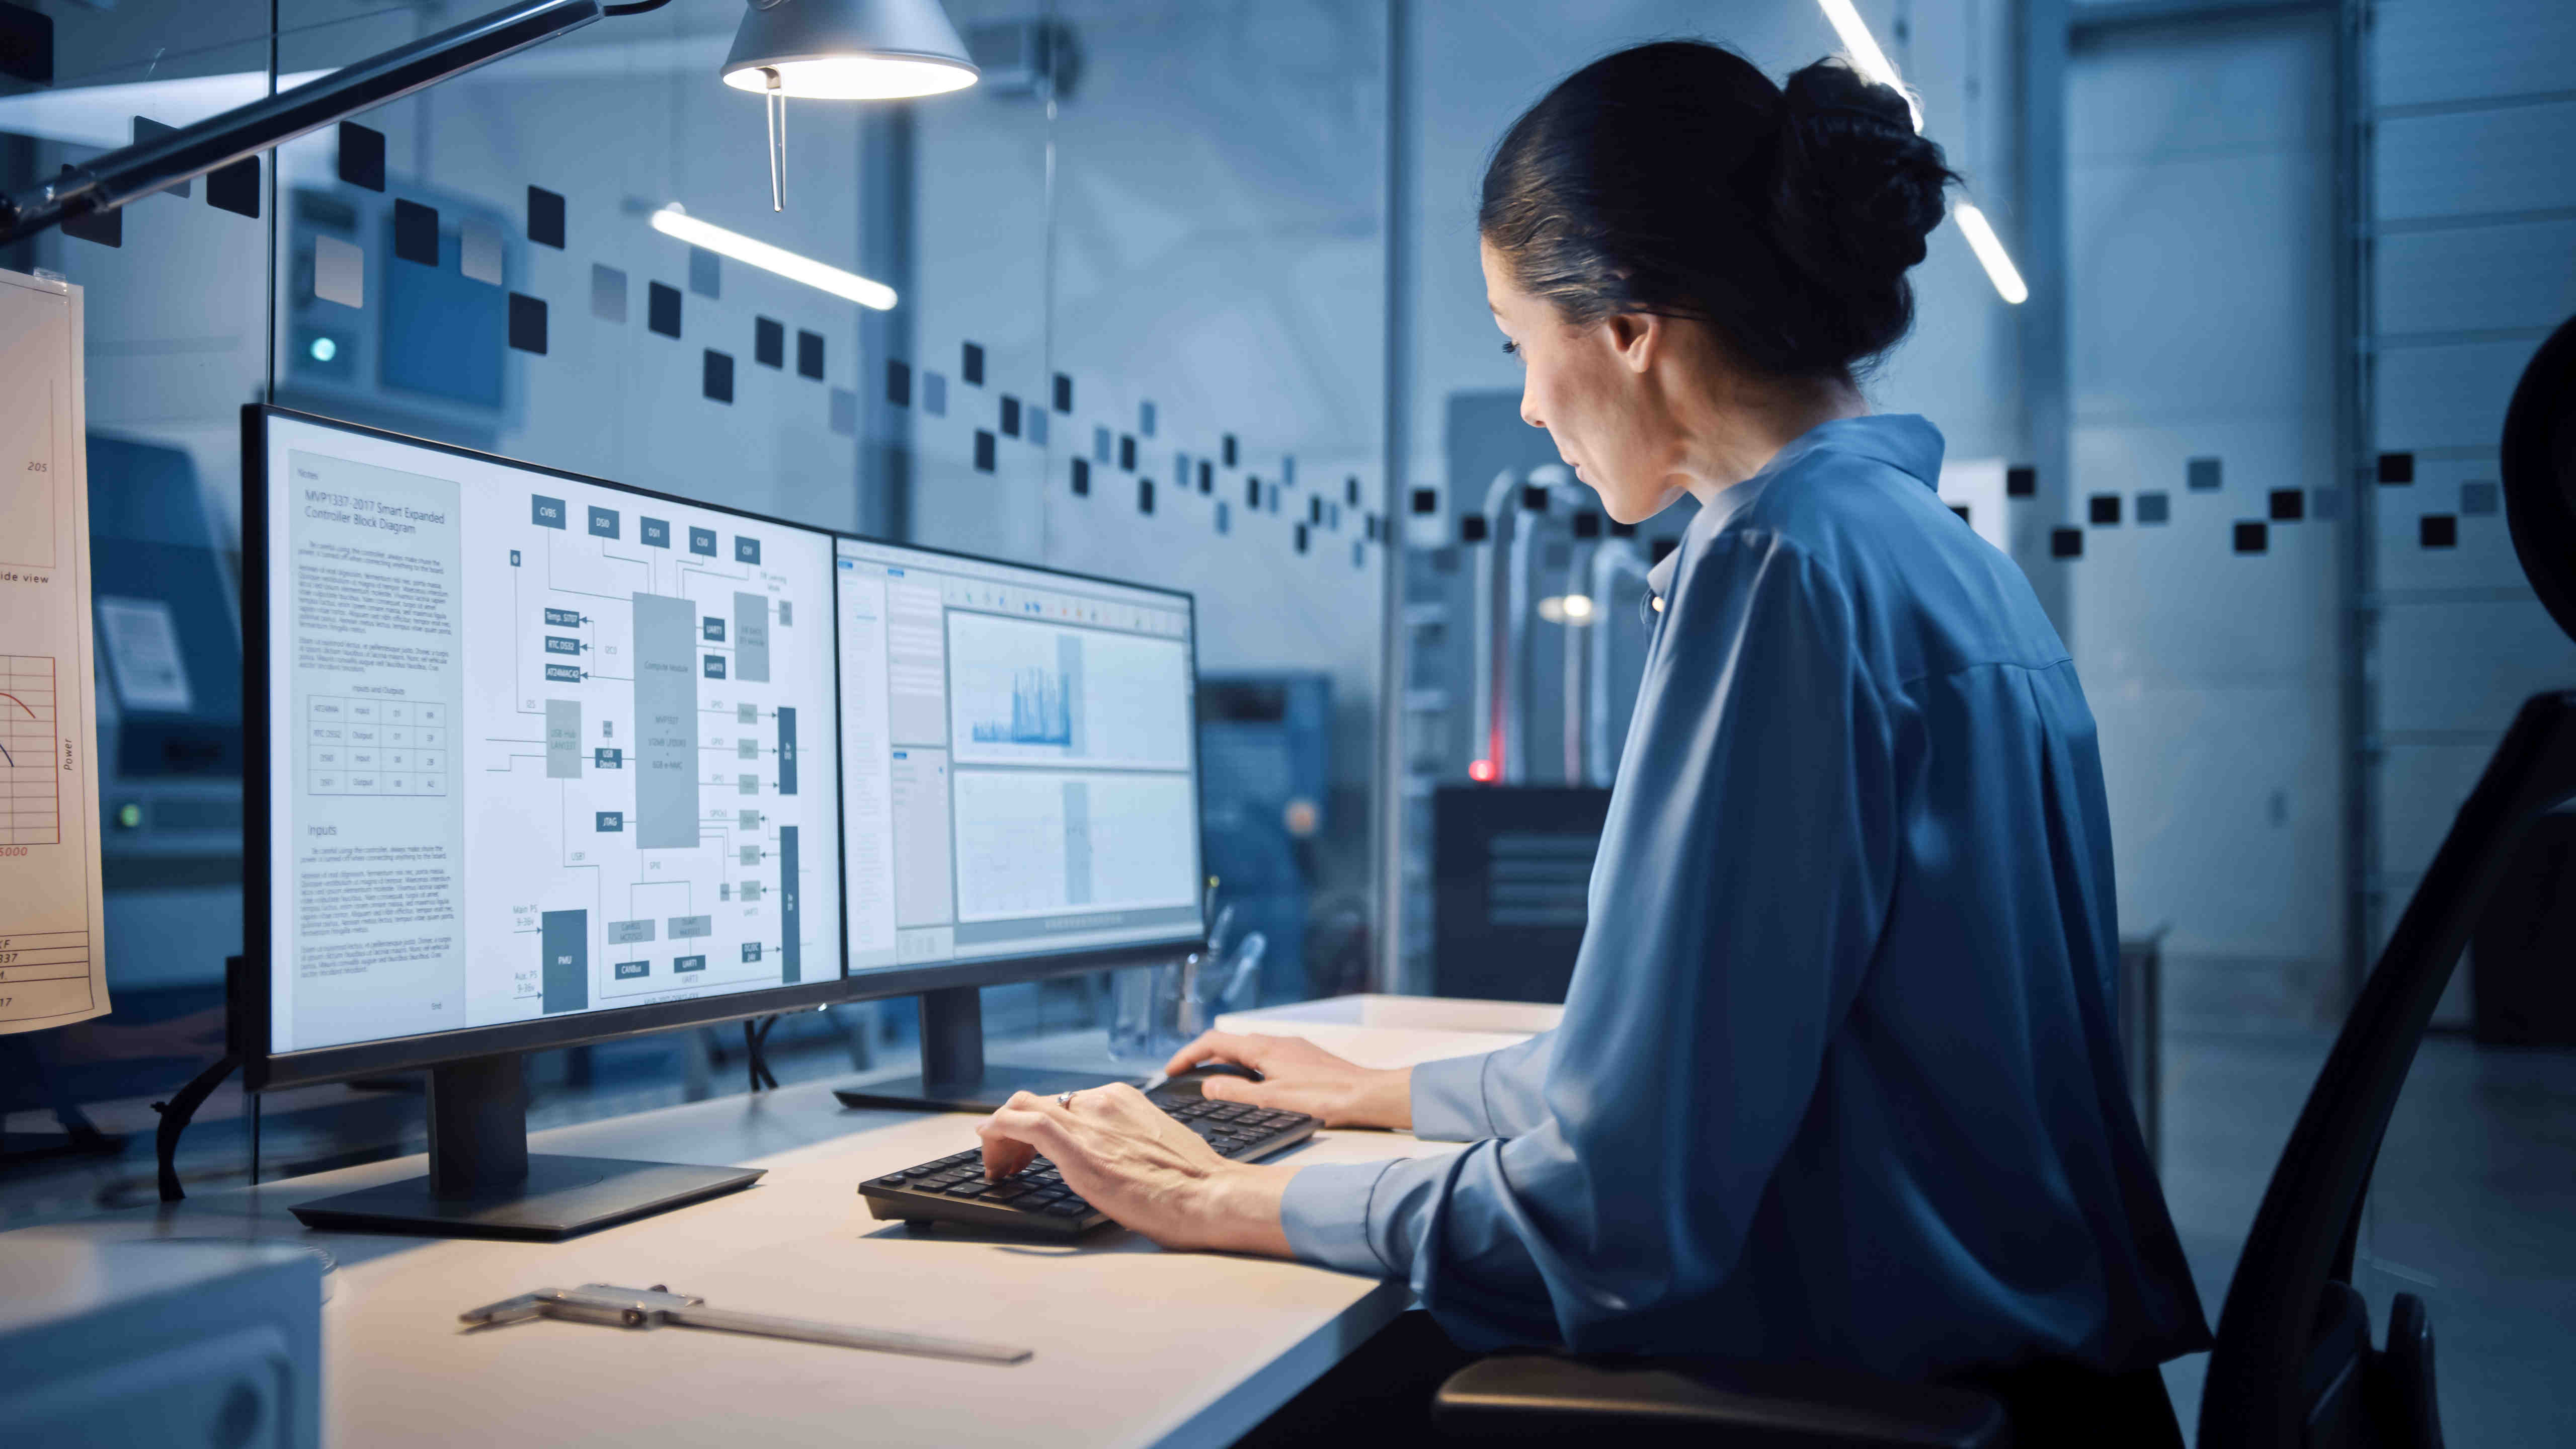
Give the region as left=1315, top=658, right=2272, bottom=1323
left=975, top=431, right=996, bottom=472
left=2136, top=492, right=2169, bottom=524
left=689, top=246, right=720, bottom=298
left=338, top=121, right=385, bottom=191
left=755, top=316, right=785, bottom=369
left=797, top=329, right=825, bottom=380
left=208, top=156, right=260, bottom=218
left=703, top=349, right=734, bottom=404
left=392, top=198, right=439, bottom=266
left=887, top=359, right=912, bottom=406
left=527, top=185, right=565, bottom=248
left=924, top=372, right=947, bottom=416
left=648, top=281, right=681, bottom=338
left=507, top=292, right=547, bottom=354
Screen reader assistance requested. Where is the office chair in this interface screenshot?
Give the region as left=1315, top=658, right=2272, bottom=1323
left=1429, top=314, right=2576, bottom=1447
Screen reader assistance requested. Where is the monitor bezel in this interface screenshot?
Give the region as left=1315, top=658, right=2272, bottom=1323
left=240, top=405, right=1204, bottom=1092
left=819, top=530, right=1211, bottom=1004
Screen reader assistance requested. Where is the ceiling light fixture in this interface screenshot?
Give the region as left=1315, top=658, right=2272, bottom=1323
left=650, top=203, right=898, bottom=310
left=1950, top=202, right=2030, bottom=306
left=721, top=0, right=978, bottom=212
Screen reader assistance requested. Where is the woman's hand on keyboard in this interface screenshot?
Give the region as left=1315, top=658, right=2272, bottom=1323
left=1162, top=1032, right=1414, bottom=1131
left=977, top=1084, right=1293, bottom=1255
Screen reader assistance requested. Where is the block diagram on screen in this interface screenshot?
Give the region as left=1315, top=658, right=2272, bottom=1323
left=459, top=490, right=839, bottom=1020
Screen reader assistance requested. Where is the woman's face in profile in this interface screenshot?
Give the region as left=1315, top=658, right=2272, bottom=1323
left=1482, top=240, right=1685, bottom=527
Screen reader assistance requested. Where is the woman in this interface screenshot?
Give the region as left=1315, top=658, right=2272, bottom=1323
left=978, top=40, right=2209, bottom=1437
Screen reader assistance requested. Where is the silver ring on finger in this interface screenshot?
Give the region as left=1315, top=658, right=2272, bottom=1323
left=1055, top=1090, right=1077, bottom=1109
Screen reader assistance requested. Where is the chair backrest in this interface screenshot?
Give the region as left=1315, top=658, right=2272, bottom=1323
left=2197, top=692, right=2576, bottom=1448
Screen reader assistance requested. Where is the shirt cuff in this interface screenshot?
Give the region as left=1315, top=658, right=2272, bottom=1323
left=1408, top=1051, right=1494, bottom=1142
left=1279, top=1159, right=1399, bottom=1277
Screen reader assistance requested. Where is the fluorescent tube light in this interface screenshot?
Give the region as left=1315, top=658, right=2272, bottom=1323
left=1952, top=202, right=2029, bottom=305
left=649, top=205, right=897, bottom=311
left=1814, top=0, right=1922, bottom=133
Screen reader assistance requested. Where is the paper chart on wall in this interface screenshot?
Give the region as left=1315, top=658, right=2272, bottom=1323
left=0, top=267, right=111, bottom=1034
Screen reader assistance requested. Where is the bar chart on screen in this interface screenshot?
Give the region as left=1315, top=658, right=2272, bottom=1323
left=3, top=656, right=62, bottom=846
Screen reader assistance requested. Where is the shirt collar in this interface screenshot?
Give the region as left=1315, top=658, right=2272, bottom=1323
left=1644, top=414, right=1944, bottom=603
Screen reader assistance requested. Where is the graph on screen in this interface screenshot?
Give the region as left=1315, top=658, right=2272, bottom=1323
left=947, top=613, right=1189, bottom=768
left=973, top=662, right=1073, bottom=747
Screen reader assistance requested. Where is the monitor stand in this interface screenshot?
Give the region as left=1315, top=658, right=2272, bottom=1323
left=288, top=1055, right=762, bottom=1240
left=833, top=986, right=1144, bottom=1113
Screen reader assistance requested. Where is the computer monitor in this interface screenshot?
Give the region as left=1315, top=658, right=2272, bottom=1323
left=241, top=406, right=847, bottom=1237
left=826, top=535, right=1206, bottom=1111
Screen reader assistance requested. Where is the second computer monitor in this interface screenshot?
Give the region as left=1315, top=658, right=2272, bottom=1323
left=833, top=538, right=1203, bottom=982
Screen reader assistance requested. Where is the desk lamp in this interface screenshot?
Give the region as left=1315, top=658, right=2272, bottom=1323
left=720, top=0, right=979, bottom=211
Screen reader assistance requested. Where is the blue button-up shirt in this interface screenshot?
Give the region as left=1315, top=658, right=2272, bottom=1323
left=1282, top=415, right=2209, bottom=1378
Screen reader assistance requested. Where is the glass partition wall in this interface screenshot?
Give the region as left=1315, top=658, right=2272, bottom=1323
left=0, top=0, right=1388, bottom=1220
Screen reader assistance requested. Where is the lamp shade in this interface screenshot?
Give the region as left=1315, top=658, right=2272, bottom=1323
left=721, top=0, right=978, bottom=100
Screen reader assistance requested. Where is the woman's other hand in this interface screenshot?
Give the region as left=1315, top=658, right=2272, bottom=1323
left=1160, top=1032, right=1413, bottom=1131
left=977, top=1085, right=1292, bottom=1255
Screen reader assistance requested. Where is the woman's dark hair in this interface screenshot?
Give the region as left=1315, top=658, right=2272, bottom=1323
left=1480, top=42, right=1959, bottom=379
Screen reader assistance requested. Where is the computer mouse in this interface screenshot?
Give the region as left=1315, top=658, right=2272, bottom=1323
left=1154, top=1062, right=1262, bottom=1098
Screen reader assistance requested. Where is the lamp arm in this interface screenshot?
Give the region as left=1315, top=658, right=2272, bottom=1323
left=0, top=0, right=605, bottom=246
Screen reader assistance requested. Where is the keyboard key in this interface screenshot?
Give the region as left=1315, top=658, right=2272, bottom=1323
left=943, top=1181, right=992, bottom=1197
left=1023, top=1186, right=1067, bottom=1203
left=984, top=1182, right=1031, bottom=1202
left=1043, top=1202, right=1088, bottom=1218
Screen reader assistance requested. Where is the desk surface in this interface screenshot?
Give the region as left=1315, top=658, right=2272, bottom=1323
left=0, top=1013, right=1517, bottom=1449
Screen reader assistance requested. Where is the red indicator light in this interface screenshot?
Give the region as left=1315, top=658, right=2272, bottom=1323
left=1468, top=759, right=1498, bottom=784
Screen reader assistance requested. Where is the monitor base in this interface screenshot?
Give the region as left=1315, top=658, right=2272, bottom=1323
left=835, top=1066, right=1144, bottom=1114
left=288, top=1154, right=763, bottom=1240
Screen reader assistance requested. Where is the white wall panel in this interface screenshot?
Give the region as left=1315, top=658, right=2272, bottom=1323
left=2374, top=221, right=2576, bottom=338
left=2069, top=12, right=2344, bottom=1009
left=2372, top=0, right=2576, bottom=111
left=2090, top=684, right=2344, bottom=960
left=2372, top=336, right=2547, bottom=451
left=2376, top=600, right=2576, bottom=737
left=2374, top=102, right=2576, bottom=221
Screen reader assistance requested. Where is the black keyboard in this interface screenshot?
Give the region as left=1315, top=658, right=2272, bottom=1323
left=858, top=1094, right=1319, bottom=1236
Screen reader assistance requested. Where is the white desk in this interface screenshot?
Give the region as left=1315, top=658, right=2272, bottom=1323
left=0, top=1003, right=1546, bottom=1448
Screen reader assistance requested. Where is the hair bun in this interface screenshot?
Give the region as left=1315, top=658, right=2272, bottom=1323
left=1772, top=59, right=1956, bottom=287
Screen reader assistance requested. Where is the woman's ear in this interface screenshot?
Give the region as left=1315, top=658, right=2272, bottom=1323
left=1605, top=311, right=1661, bottom=374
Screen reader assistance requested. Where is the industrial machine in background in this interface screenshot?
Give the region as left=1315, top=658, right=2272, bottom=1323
left=1404, top=392, right=1682, bottom=1001
left=1197, top=672, right=1330, bottom=1005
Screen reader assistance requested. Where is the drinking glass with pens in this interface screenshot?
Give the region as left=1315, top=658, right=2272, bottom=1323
left=1108, top=905, right=1266, bottom=1064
